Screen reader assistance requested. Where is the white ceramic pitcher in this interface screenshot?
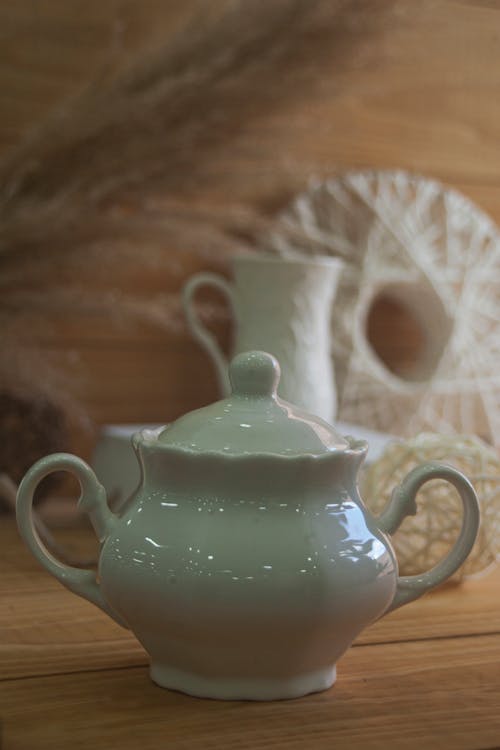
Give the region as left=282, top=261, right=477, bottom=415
left=183, top=254, right=343, bottom=422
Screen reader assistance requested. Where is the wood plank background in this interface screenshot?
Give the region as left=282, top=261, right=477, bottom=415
left=2, top=0, right=500, bottom=429
left=3, top=11, right=500, bottom=744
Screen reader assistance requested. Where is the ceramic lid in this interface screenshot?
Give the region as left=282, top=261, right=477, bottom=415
left=157, top=351, right=350, bottom=456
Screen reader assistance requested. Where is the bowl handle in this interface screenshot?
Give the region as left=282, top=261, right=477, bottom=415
left=16, top=452, right=127, bottom=627
left=378, top=462, right=480, bottom=614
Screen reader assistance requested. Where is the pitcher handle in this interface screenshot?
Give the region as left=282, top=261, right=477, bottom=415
left=382, top=462, right=480, bottom=614
left=182, top=272, right=235, bottom=397
left=16, top=453, right=127, bottom=627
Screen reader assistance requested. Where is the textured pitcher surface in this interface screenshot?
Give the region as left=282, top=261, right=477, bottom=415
left=183, top=254, right=343, bottom=422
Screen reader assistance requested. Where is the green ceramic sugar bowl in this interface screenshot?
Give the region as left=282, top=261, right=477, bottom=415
left=16, top=351, right=479, bottom=701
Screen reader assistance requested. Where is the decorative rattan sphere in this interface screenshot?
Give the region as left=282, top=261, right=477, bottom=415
left=361, top=433, right=500, bottom=582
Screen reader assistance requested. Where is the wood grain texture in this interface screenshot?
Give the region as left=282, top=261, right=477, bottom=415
left=1, top=635, right=500, bottom=749
left=0, top=0, right=200, bottom=152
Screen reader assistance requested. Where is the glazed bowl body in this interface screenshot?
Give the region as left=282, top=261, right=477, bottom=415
left=99, top=437, right=396, bottom=699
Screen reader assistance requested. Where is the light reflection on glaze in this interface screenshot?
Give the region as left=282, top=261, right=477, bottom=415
left=105, top=491, right=395, bottom=595
left=145, top=536, right=168, bottom=549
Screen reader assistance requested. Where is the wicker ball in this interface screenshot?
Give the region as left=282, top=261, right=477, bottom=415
left=361, top=433, right=500, bottom=581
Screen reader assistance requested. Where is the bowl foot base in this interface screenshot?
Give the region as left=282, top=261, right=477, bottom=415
left=150, top=663, right=337, bottom=701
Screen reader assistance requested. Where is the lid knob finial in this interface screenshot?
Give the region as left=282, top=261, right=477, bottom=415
left=229, top=351, right=280, bottom=398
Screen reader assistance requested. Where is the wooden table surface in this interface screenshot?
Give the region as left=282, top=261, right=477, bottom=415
left=1, top=517, right=500, bottom=750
